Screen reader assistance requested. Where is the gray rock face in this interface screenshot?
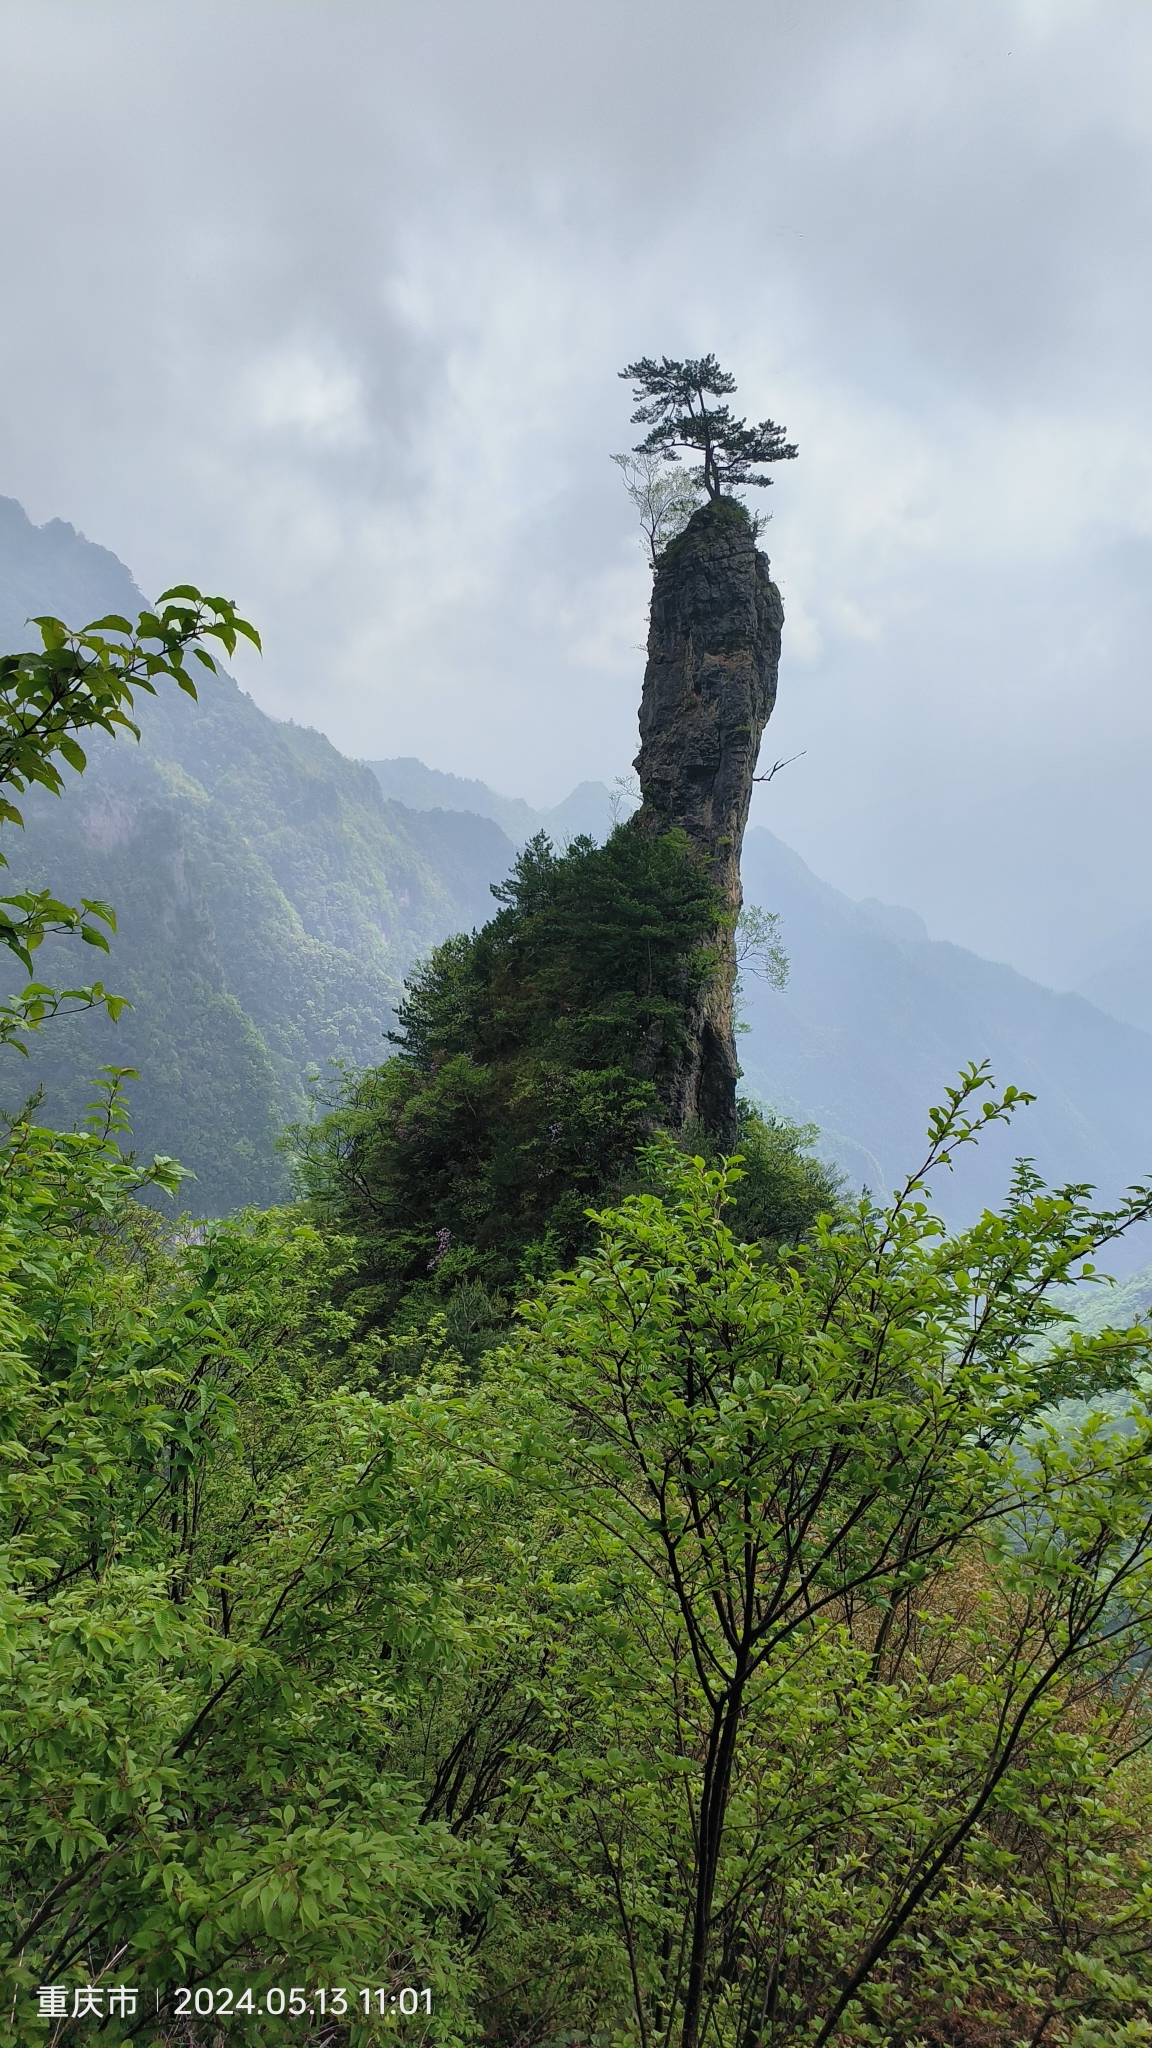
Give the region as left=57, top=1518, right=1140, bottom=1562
left=634, top=497, right=784, bottom=1145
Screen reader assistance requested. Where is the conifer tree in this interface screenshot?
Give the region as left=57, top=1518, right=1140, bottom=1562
left=619, top=351, right=797, bottom=500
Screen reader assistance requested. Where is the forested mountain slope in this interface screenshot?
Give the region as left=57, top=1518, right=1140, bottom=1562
left=0, top=499, right=518, bottom=1210
left=5, top=492, right=1152, bottom=1249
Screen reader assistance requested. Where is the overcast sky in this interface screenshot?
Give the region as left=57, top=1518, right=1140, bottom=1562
left=0, top=0, right=1149, bottom=985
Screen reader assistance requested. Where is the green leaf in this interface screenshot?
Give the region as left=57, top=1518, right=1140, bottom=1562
left=30, top=613, right=68, bottom=649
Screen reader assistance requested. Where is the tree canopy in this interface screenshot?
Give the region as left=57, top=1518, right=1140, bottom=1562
left=620, top=352, right=798, bottom=501
left=9, top=1060, right=1152, bottom=2041
left=610, top=448, right=703, bottom=565
left=295, top=825, right=839, bottom=1340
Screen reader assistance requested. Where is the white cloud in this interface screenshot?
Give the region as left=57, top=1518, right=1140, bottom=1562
left=248, top=346, right=368, bottom=448
left=0, top=0, right=1151, bottom=972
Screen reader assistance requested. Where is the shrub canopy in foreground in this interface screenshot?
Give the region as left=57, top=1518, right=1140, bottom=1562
left=2, top=1068, right=1152, bottom=2042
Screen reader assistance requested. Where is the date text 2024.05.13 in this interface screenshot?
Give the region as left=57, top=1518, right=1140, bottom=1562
left=36, top=1984, right=433, bottom=2022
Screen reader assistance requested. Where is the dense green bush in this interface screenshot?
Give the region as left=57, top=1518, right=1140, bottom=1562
left=412, top=1070, right=1152, bottom=2046
left=692, top=1095, right=844, bottom=1247
left=295, top=825, right=838, bottom=1332
left=3, top=1071, right=1152, bottom=2044
left=0, top=1084, right=502, bottom=2042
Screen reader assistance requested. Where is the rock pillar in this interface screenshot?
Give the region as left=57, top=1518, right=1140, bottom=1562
left=633, top=496, right=783, bottom=1148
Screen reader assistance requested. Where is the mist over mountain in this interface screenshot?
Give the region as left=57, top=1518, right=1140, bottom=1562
left=0, top=499, right=519, bottom=1208
left=0, top=494, right=141, bottom=649
left=4, top=492, right=1152, bottom=1267
left=365, top=757, right=621, bottom=845
left=738, top=833, right=1152, bottom=1269
left=1070, top=919, right=1152, bottom=1039
left=11, top=684, right=524, bottom=1208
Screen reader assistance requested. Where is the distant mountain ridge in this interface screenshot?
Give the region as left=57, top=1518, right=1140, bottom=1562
left=8, top=687, right=521, bottom=1209
left=5, top=491, right=1152, bottom=1261
left=0, top=494, right=142, bottom=647
left=0, top=498, right=519, bottom=1209
left=738, top=831, right=1152, bottom=1267
left=1071, top=916, right=1152, bottom=1036
left=364, top=756, right=622, bottom=845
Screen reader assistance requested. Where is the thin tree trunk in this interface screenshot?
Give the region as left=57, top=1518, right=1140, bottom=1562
left=679, top=1676, right=746, bottom=2048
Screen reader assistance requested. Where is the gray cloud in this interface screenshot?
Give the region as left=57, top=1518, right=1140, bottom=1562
left=0, top=0, right=1149, bottom=982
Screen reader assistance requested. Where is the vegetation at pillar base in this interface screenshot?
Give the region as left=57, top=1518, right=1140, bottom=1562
left=293, top=822, right=840, bottom=1334
left=620, top=351, right=798, bottom=502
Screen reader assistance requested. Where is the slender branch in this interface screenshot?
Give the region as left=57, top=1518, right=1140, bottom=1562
left=752, top=751, right=806, bottom=785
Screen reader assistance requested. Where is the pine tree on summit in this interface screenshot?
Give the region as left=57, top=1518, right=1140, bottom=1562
left=619, top=351, right=797, bottom=501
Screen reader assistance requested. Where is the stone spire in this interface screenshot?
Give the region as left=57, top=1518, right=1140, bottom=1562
left=633, top=496, right=783, bottom=1148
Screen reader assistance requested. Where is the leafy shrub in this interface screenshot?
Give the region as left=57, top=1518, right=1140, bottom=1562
left=0, top=1086, right=493, bottom=2041
left=296, top=824, right=835, bottom=1333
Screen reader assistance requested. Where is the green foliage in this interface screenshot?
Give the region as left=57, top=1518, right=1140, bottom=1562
left=404, top=824, right=722, bottom=1072
left=4, top=1065, right=1152, bottom=2041
left=0, top=591, right=259, bottom=1053
left=296, top=823, right=730, bottom=1315
left=0, top=589, right=259, bottom=819
left=620, top=352, right=798, bottom=502
left=297, top=826, right=835, bottom=1338
left=610, top=449, right=703, bottom=567
left=735, top=901, right=788, bottom=993
left=720, top=1097, right=843, bottom=1245
left=416, top=1063, right=1152, bottom=2046
left=0, top=1082, right=495, bottom=2042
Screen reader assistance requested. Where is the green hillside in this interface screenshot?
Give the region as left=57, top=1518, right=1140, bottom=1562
left=0, top=499, right=518, bottom=1211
